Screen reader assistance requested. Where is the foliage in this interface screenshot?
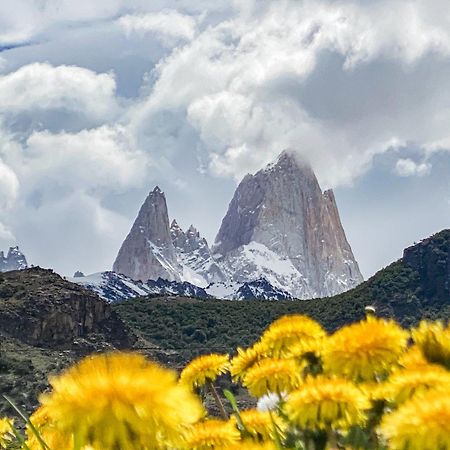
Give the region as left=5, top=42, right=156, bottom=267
left=2, top=315, right=450, bottom=449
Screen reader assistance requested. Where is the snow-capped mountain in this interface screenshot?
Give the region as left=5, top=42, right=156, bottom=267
left=69, top=271, right=210, bottom=303
left=111, top=151, right=363, bottom=299
left=0, top=246, right=28, bottom=272
left=212, top=151, right=363, bottom=298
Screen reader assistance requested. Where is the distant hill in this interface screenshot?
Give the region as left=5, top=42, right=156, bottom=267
left=114, top=229, right=450, bottom=364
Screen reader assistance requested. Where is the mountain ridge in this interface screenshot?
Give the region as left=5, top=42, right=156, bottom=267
left=111, top=151, right=363, bottom=298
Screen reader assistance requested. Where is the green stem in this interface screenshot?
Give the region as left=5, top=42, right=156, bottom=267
left=207, top=381, right=228, bottom=420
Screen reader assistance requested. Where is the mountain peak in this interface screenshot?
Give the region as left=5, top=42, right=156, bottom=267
left=265, top=150, right=311, bottom=173
left=151, top=185, right=164, bottom=196
left=170, top=219, right=182, bottom=231
left=213, top=152, right=363, bottom=298
left=113, top=189, right=181, bottom=282
left=1, top=246, right=28, bottom=272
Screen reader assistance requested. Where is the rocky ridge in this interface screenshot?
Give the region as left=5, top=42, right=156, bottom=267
left=70, top=271, right=210, bottom=303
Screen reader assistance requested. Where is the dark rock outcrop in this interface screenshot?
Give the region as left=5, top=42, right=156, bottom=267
left=0, top=267, right=135, bottom=349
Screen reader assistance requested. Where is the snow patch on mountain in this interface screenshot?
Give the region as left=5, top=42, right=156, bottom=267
left=69, top=271, right=210, bottom=302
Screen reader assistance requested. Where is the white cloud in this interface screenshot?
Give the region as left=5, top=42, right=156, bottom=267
left=129, top=0, right=450, bottom=187
left=0, top=0, right=231, bottom=46
left=118, top=10, right=197, bottom=44
left=0, top=159, right=19, bottom=209
left=0, top=63, right=118, bottom=121
left=18, top=126, right=149, bottom=194
left=395, top=158, right=432, bottom=177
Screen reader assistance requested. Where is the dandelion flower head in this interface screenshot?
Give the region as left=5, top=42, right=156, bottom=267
left=180, top=353, right=230, bottom=388
left=40, top=352, right=204, bottom=450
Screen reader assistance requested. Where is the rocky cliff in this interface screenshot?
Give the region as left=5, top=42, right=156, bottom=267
left=212, top=151, right=363, bottom=298
left=0, top=267, right=135, bottom=349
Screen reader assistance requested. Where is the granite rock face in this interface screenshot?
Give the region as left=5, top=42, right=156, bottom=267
left=113, top=187, right=181, bottom=282
left=212, top=151, right=363, bottom=298
left=0, top=246, right=28, bottom=272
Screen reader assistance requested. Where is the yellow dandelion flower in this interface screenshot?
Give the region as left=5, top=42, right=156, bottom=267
left=26, top=406, right=75, bottom=450
left=322, top=316, right=409, bottom=381
left=40, top=352, right=204, bottom=450
left=184, top=419, right=241, bottom=449
left=412, top=320, right=450, bottom=368
left=284, top=376, right=370, bottom=430
left=180, top=353, right=230, bottom=388
left=397, top=344, right=430, bottom=370
left=230, top=343, right=266, bottom=381
left=243, top=358, right=302, bottom=397
left=259, top=314, right=326, bottom=358
left=228, top=441, right=277, bottom=450
left=0, top=417, right=14, bottom=449
left=379, top=390, right=450, bottom=450
left=232, top=409, right=286, bottom=440
left=379, top=364, right=450, bottom=405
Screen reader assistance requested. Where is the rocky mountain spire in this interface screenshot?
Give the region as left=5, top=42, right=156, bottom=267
left=113, top=187, right=181, bottom=282
left=212, top=150, right=363, bottom=298
left=0, top=246, right=28, bottom=272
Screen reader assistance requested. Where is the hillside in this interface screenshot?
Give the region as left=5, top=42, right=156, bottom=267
left=0, top=267, right=138, bottom=414
left=114, top=229, right=450, bottom=364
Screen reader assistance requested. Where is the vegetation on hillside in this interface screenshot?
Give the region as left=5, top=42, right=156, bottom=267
left=114, top=229, right=450, bottom=365
left=2, top=315, right=450, bottom=449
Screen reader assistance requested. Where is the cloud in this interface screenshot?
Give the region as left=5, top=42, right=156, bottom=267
left=0, top=0, right=231, bottom=46
left=17, top=126, right=149, bottom=196
left=395, top=158, right=432, bottom=177
left=0, top=158, right=19, bottom=209
left=0, top=63, right=118, bottom=121
left=131, top=0, right=450, bottom=187
left=118, top=10, right=197, bottom=45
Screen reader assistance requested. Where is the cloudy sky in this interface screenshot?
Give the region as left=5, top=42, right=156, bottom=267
left=0, top=0, right=448, bottom=279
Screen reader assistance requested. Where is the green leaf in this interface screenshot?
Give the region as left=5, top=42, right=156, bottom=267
left=3, top=395, right=51, bottom=450
left=223, top=389, right=245, bottom=430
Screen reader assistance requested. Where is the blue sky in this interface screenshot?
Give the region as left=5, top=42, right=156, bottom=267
left=0, top=0, right=448, bottom=278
